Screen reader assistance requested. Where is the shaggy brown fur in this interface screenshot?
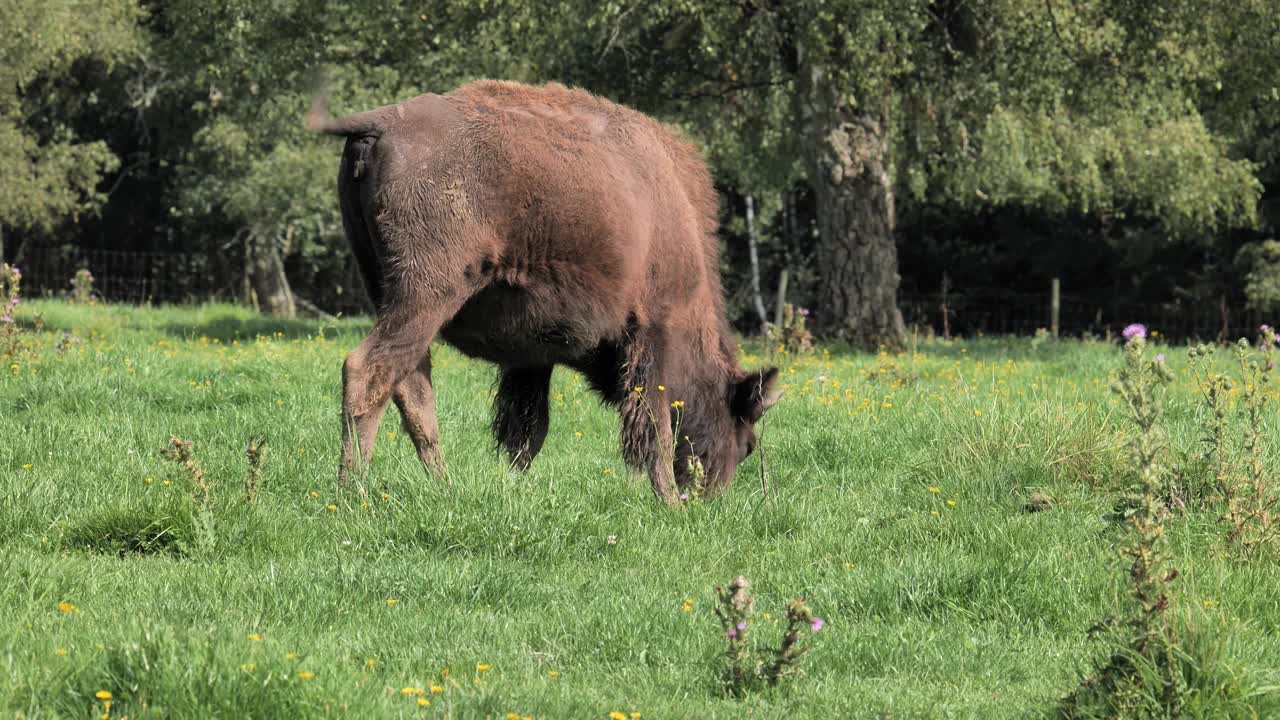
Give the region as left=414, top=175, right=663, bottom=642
left=308, top=80, right=780, bottom=504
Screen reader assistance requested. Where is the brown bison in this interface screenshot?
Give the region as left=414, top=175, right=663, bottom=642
left=307, top=80, right=780, bottom=504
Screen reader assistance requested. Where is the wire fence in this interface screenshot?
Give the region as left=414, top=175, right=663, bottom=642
left=14, top=247, right=1271, bottom=342
left=899, top=290, right=1270, bottom=343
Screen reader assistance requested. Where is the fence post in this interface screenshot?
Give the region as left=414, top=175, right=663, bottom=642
left=1050, top=277, right=1061, bottom=339
left=773, top=268, right=788, bottom=329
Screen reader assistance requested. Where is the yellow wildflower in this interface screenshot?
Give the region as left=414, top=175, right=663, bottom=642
left=946, top=500, right=957, bottom=507
left=401, top=687, right=416, bottom=696
left=418, top=698, right=430, bottom=707
left=21, top=464, right=32, bottom=470
left=57, top=601, right=77, bottom=613
left=386, top=598, right=398, bottom=606
left=671, top=400, right=685, bottom=408
left=247, top=633, right=262, bottom=641
left=54, top=648, right=67, bottom=656
left=928, top=486, right=940, bottom=493
left=326, top=504, right=337, bottom=511
left=548, top=670, right=559, bottom=678
left=286, top=652, right=299, bottom=660
left=429, top=684, right=444, bottom=694
left=1203, top=599, right=1219, bottom=607
left=296, top=670, right=315, bottom=680
left=506, top=714, right=521, bottom=720
left=575, top=431, right=583, bottom=437
left=634, top=386, right=644, bottom=393
left=477, top=663, right=491, bottom=672
left=610, top=713, right=627, bottom=720
left=657, top=385, right=665, bottom=391
left=95, top=690, right=112, bottom=700
left=367, top=658, right=377, bottom=668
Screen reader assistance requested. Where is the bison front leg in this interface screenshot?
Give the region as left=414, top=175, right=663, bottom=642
left=619, top=339, right=680, bottom=506
left=492, top=366, right=553, bottom=471
left=393, top=351, right=446, bottom=478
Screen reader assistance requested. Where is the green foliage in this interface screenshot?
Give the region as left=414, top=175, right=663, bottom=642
left=0, top=0, right=139, bottom=234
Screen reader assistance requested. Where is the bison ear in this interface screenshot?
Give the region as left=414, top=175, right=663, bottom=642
left=731, top=367, right=783, bottom=423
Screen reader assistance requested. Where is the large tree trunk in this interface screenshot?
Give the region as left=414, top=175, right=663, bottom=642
left=247, top=229, right=296, bottom=318
left=800, top=77, right=905, bottom=349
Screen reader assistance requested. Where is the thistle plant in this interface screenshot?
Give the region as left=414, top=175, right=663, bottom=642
left=1, top=263, right=22, bottom=357
left=1227, top=328, right=1278, bottom=548
left=243, top=436, right=268, bottom=504
left=1110, top=329, right=1178, bottom=656
left=70, top=268, right=96, bottom=305
left=767, top=304, right=814, bottom=356
left=711, top=576, right=822, bottom=697
left=1063, top=325, right=1187, bottom=716
left=161, top=437, right=216, bottom=554
left=1187, top=343, right=1232, bottom=504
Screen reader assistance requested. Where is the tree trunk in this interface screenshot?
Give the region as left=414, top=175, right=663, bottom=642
left=799, top=75, right=905, bottom=349
left=247, top=229, right=296, bottom=318
left=744, top=194, right=769, bottom=333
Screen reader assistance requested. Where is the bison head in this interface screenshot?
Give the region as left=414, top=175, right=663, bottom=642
left=676, top=367, right=782, bottom=498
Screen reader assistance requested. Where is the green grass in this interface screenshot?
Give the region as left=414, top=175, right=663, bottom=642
left=2, top=301, right=1279, bottom=718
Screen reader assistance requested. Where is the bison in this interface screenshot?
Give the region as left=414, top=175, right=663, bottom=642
left=307, top=80, right=780, bottom=504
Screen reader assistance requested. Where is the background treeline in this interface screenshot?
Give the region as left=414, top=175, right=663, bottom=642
left=3, top=1, right=1279, bottom=345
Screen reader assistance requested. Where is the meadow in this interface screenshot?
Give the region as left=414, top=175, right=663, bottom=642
left=2, top=301, right=1279, bottom=719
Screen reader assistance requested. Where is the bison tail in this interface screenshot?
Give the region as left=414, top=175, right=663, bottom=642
left=305, top=95, right=385, bottom=137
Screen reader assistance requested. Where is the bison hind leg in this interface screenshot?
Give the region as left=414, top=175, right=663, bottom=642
left=492, top=366, right=553, bottom=471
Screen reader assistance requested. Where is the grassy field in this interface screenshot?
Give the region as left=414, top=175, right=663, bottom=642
left=2, top=301, right=1278, bottom=718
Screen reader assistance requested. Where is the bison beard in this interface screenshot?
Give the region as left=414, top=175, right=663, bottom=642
left=309, top=80, right=781, bottom=504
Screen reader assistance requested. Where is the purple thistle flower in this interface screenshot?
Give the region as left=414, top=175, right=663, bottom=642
left=726, top=628, right=737, bottom=639
left=679, top=493, right=688, bottom=501
left=799, top=308, right=810, bottom=317
left=736, top=622, right=746, bottom=631
left=1155, top=354, right=1165, bottom=363
left=1, top=314, right=10, bottom=324
left=1122, top=323, right=1147, bottom=340
left=9, top=267, right=18, bottom=277
left=810, top=617, right=824, bottom=633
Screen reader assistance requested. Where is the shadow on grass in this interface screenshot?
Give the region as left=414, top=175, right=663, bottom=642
left=160, top=313, right=369, bottom=342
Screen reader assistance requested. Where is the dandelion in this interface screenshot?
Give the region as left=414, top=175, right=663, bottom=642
left=631, top=714, right=641, bottom=720
left=21, top=463, right=31, bottom=470
left=57, top=601, right=77, bottom=613
left=974, top=409, right=982, bottom=417
left=610, top=712, right=628, bottom=720
left=367, top=658, right=377, bottom=669
left=429, top=684, right=444, bottom=694
left=310, top=490, right=319, bottom=498
left=1122, top=323, right=1147, bottom=340
left=401, top=687, right=416, bottom=695
left=54, top=648, right=67, bottom=656
left=506, top=714, right=521, bottom=720
left=386, top=598, right=398, bottom=606
left=386, top=431, right=397, bottom=440
left=1203, top=599, right=1219, bottom=607
left=928, top=486, right=940, bottom=493
left=95, top=690, right=112, bottom=700
left=602, top=469, right=612, bottom=475
left=326, top=504, right=337, bottom=511
left=657, top=385, right=666, bottom=391
left=549, top=670, right=559, bottom=678
left=247, top=633, right=262, bottom=641
left=575, top=431, right=583, bottom=437
left=477, top=663, right=491, bottom=672
left=286, top=652, right=300, bottom=660
left=946, top=499, right=957, bottom=507
left=418, top=698, right=430, bottom=707
left=296, top=670, right=315, bottom=680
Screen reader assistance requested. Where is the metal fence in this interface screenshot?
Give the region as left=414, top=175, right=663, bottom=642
left=900, top=290, right=1269, bottom=343
left=14, top=247, right=1270, bottom=341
